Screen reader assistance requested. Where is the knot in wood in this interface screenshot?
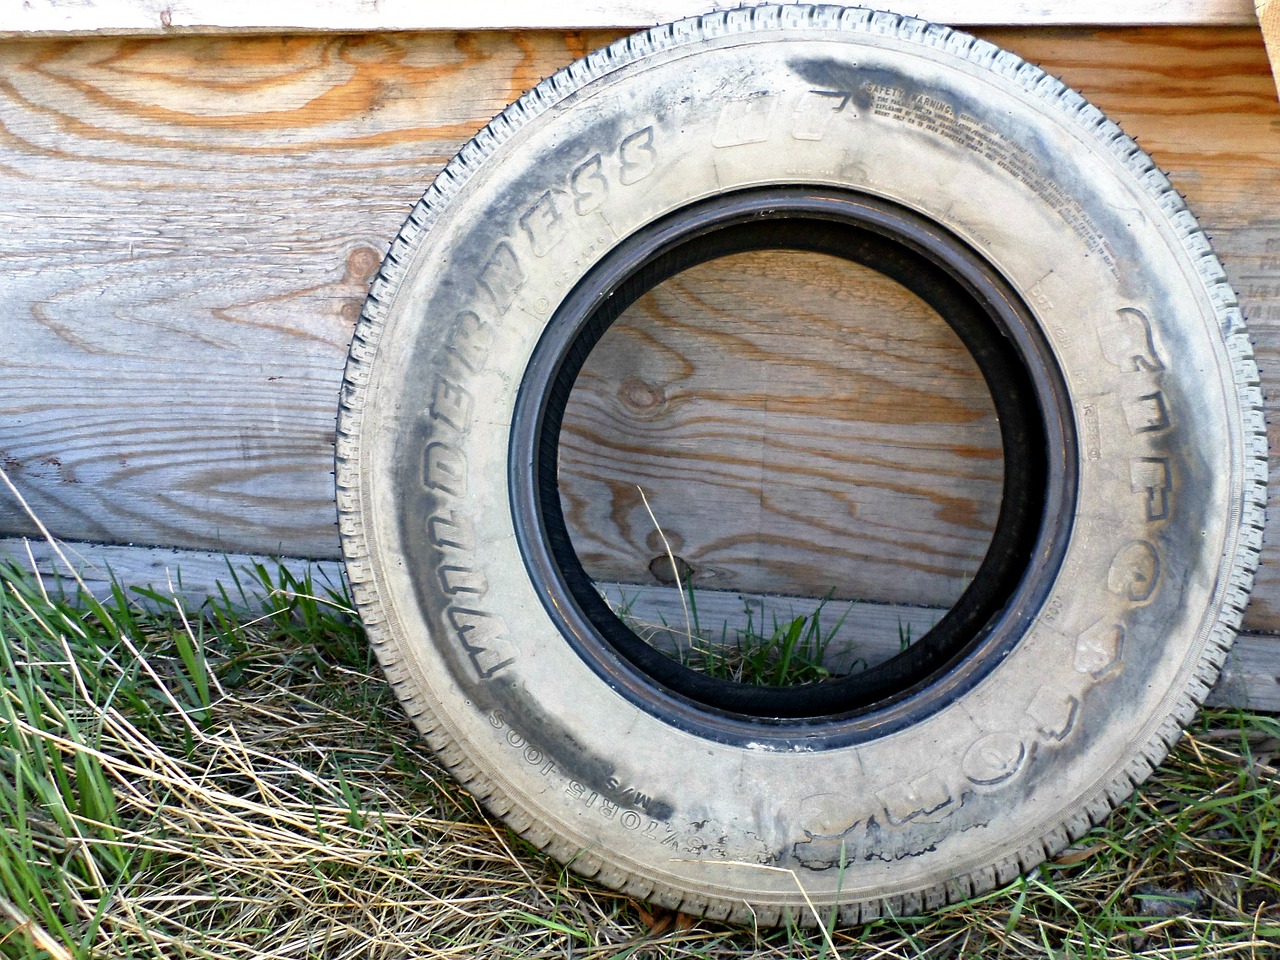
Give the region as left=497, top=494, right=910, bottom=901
left=649, top=554, right=694, bottom=586
left=619, top=378, right=666, bottom=414
left=345, top=246, right=383, bottom=284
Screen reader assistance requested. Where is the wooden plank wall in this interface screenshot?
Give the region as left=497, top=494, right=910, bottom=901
left=0, top=26, right=1278, bottom=671
left=560, top=252, right=1003, bottom=611
left=4, top=1, right=1261, bottom=38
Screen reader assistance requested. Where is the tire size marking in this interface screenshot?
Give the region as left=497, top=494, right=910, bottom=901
left=488, top=710, right=559, bottom=778
left=564, top=780, right=673, bottom=840
left=487, top=710, right=682, bottom=846
left=486, top=719, right=698, bottom=853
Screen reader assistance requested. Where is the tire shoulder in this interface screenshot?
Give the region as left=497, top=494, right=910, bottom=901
left=333, top=3, right=1266, bottom=920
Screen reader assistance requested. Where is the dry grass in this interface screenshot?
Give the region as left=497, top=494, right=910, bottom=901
left=1, top=554, right=1279, bottom=960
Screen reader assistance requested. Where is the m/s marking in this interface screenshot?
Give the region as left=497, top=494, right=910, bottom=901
left=488, top=710, right=682, bottom=848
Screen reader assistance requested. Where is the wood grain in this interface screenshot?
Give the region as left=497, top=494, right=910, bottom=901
left=0, top=27, right=1278, bottom=631
left=560, top=250, right=1003, bottom=610
left=3, top=0, right=1261, bottom=40
left=0, top=30, right=621, bottom=557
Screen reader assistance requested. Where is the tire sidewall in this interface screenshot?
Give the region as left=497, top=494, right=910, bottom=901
left=349, top=26, right=1241, bottom=908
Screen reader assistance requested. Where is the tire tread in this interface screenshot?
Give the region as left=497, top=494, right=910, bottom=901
left=334, top=3, right=1265, bottom=922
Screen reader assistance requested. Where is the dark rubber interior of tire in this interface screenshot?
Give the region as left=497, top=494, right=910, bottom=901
left=510, top=187, right=1077, bottom=735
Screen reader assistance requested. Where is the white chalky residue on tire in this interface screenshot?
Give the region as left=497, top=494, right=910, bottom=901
left=335, top=5, right=1265, bottom=925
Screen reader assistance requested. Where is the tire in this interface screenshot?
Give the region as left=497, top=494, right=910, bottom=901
left=336, top=5, right=1266, bottom=924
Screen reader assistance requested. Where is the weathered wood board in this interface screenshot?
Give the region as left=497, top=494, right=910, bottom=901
left=0, top=535, right=345, bottom=610
left=0, top=29, right=612, bottom=558
left=4, top=0, right=1261, bottom=39
left=1, top=26, right=1279, bottom=651
left=561, top=250, right=1003, bottom=610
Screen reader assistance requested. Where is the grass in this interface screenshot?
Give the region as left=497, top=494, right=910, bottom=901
left=1, top=556, right=1279, bottom=959
left=631, top=487, right=854, bottom=686
left=612, top=586, right=854, bottom=686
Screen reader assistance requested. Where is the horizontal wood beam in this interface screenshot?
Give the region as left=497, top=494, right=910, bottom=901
left=2, top=537, right=1277, bottom=712
left=3, top=0, right=1261, bottom=40
left=0, top=537, right=348, bottom=612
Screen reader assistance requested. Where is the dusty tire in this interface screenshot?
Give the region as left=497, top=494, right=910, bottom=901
left=336, top=6, right=1265, bottom=924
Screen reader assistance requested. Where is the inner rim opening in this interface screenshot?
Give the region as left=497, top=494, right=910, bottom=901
left=511, top=188, right=1062, bottom=724
left=561, top=248, right=999, bottom=684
